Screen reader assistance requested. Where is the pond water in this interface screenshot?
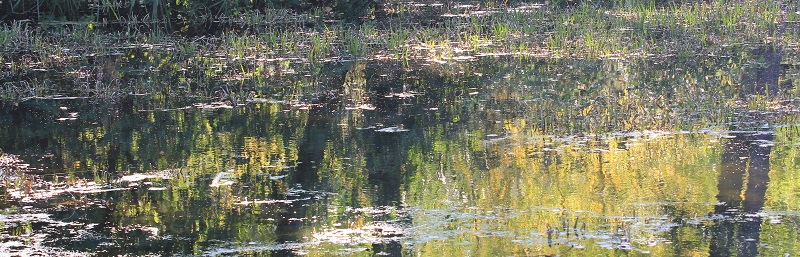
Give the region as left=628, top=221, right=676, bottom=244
left=1, top=50, right=799, bottom=256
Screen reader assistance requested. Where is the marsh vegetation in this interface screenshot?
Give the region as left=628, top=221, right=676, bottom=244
left=1, top=0, right=800, bottom=255
left=1, top=0, right=798, bottom=102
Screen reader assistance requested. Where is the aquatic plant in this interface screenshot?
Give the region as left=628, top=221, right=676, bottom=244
left=0, top=0, right=796, bottom=104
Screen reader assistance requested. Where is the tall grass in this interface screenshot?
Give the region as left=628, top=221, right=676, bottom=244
left=0, top=0, right=795, bottom=103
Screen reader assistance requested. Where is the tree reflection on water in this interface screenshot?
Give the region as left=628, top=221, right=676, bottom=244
left=0, top=53, right=798, bottom=255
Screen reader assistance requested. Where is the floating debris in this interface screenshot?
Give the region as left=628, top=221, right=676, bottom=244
left=385, top=91, right=421, bottom=98
left=0, top=153, right=30, bottom=176
left=211, top=170, right=236, bottom=187
left=311, top=223, right=405, bottom=245
left=117, top=170, right=176, bottom=183
left=194, top=102, right=234, bottom=109
left=247, top=98, right=284, bottom=104
left=345, top=104, right=377, bottom=110
left=202, top=242, right=305, bottom=256
left=56, top=112, right=79, bottom=121
left=0, top=214, right=86, bottom=257
left=7, top=180, right=127, bottom=202
left=234, top=199, right=297, bottom=206
left=269, top=174, right=287, bottom=180
left=375, top=126, right=409, bottom=133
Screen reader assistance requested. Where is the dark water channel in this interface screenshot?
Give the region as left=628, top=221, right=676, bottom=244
left=1, top=52, right=800, bottom=256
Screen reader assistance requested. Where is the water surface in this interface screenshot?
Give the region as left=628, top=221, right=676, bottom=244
left=1, top=53, right=799, bottom=256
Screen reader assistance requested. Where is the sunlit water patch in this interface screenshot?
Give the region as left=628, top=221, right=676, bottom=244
left=399, top=129, right=800, bottom=256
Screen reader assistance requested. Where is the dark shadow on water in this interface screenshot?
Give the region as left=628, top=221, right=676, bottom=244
left=742, top=47, right=783, bottom=97
left=710, top=131, right=772, bottom=257
left=709, top=45, right=781, bottom=257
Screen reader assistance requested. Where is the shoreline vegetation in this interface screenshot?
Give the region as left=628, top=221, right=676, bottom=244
left=0, top=0, right=798, bottom=103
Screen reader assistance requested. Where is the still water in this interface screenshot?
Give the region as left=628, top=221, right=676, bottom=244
left=1, top=52, right=799, bottom=256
